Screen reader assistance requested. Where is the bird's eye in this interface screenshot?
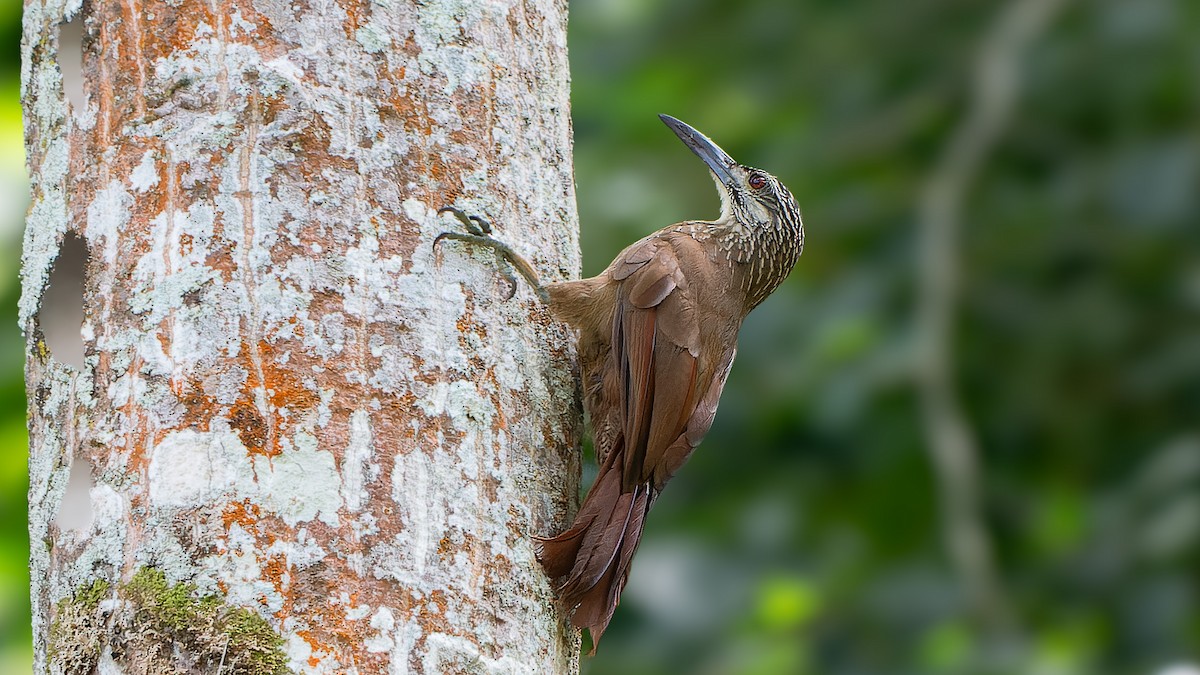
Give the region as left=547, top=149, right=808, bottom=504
left=748, top=174, right=768, bottom=190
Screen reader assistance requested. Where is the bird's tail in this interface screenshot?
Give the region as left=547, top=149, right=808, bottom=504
left=535, top=450, right=651, bottom=652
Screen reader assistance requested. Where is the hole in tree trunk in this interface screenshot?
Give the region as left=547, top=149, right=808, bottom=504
left=54, top=455, right=95, bottom=533
left=58, top=13, right=85, bottom=115
left=39, top=232, right=89, bottom=370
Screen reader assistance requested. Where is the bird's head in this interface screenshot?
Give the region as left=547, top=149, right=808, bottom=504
left=659, top=114, right=801, bottom=235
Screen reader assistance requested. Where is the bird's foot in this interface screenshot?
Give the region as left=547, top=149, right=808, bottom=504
left=437, top=206, right=494, bottom=236
left=434, top=207, right=550, bottom=303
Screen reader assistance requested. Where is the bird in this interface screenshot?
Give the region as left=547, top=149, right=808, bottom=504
left=435, top=114, right=804, bottom=651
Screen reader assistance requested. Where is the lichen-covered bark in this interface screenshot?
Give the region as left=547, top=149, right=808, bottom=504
left=21, top=0, right=582, bottom=672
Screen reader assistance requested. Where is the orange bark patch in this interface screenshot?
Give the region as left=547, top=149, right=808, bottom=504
left=259, top=340, right=321, bottom=413
left=228, top=337, right=320, bottom=455
left=221, top=499, right=262, bottom=530
left=229, top=397, right=270, bottom=454
left=178, top=382, right=217, bottom=431
left=261, top=553, right=289, bottom=596
left=137, top=0, right=210, bottom=65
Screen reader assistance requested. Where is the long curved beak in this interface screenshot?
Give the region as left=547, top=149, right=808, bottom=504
left=659, top=114, right=738, bottom=187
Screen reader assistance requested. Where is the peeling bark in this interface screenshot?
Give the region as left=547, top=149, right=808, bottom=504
left=21, top=0, right=582, bottom=672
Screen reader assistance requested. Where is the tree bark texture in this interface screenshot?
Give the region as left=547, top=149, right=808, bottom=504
left=21, top=0, right=581, bottom=672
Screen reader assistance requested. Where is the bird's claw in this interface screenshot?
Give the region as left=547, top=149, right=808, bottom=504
left=433, top=206, right=495, bottom=252
left=437, top=206, right=492, bottom=235
left=433, top=207, right=549, bottom=303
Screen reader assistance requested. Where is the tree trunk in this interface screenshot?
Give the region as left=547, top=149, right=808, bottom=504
left=21, top=0, right=581, bottom=672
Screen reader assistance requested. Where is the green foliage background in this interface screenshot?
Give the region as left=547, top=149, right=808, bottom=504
left=2, top=0, right=1197, bottom=672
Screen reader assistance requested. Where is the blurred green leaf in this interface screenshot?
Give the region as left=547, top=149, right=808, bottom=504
left=753, top=575, right=820, bottom=632
left=1031, top=486, right=1086, bottom=558
left=919, top=621, right=972, bottom=672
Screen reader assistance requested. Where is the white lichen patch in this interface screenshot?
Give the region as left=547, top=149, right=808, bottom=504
left=149, top=425, right=343, bottom=530
left=341, top=409, right=374, bottom=513
left=417, top=379, right=492, bottom=432
left=254, top=432, right=343, bottom=527
left=82, top=180, right=132, bottom=271
left=425, top=632, right=536, bottom=675
left=136, top=526, right=202, bottom=589
left=266, top=528, right=328, bottom=570
left=355, top=23, right=392, bottom=54
left=379, top=449, right=433, bottom=585
left=148, top=427, right=253, bottom=509
left=19, top=28, right=71, bottom=330
left=228, top=9, right=257, bottom=36
left=364, top=606, right=396, bottom=653
left=407, top=0, right=505, bottom=94
left=129, top=150, right=160, bottom=193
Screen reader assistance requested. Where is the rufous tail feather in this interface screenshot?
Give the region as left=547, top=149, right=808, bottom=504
left=535, top=449, right=651, bottom=652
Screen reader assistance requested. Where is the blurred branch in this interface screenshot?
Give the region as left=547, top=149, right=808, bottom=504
left=915, top=0, right=1069, bottom=634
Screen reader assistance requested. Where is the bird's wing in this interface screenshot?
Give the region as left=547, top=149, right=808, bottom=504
left=610, top=238, right=706, bottom=490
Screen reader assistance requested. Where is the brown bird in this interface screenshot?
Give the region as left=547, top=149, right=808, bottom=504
left=435, top=115, right=804, bottom=650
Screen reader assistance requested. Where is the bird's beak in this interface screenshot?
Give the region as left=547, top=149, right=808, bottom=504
left=659, top=114, right=738, bottom=188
